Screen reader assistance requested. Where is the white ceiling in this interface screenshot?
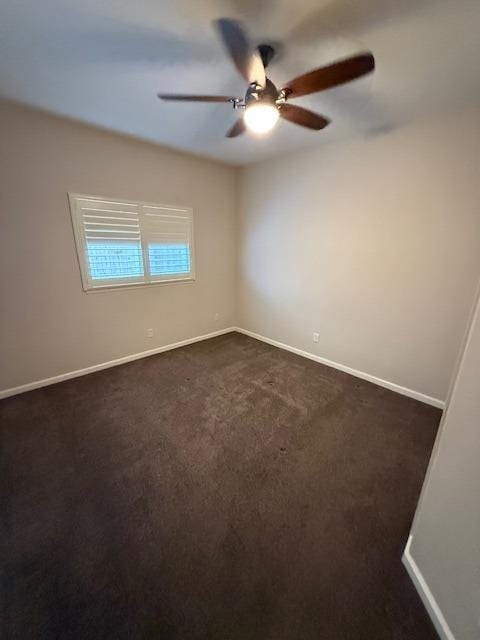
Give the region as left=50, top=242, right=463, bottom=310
left=1, top=0, right=479, bottom=165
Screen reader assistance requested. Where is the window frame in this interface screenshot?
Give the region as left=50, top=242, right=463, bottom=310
left=68, top=192, right=196, bottom=292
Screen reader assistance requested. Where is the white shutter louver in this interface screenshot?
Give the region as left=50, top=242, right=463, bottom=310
left=69, top=194, right=194, bottom=291
left=143, top=205, right=192, bottom=281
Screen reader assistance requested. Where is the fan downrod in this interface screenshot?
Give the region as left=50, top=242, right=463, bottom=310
left=257, top=44, right=275, bottom=69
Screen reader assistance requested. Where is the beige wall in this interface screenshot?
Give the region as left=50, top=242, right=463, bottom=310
left=407, top=280, right=480, bottom=639
left=2, top=101, right=480, bottom=403
left=0, top=102, right=237, bottom=391
left=237, top=109, right=480, bottom=402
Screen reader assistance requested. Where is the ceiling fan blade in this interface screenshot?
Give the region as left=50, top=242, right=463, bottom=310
left=214, top=18, right=266, bottom=87
left=226, top=118, right=246, bottom=138
left=279, top=104, right=330, bottom=130
left=158, top=93, right=236, bottom=102
left=282, top=53, right=375, bottom=98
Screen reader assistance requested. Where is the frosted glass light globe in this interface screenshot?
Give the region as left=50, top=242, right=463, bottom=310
left=244, top=103, right=279, bottom=134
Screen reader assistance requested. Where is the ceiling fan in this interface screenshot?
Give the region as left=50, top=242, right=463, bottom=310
left=158, top=18, right=375, bottom=138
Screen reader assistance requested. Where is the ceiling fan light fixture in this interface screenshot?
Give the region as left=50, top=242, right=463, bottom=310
left=244, top=103, right=279, bottom=134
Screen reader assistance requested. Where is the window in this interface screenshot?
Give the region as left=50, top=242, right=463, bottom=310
left=69, top=193, right=195, bottom=291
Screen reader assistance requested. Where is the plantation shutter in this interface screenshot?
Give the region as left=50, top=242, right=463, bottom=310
left=69, top=194, right=194, bottom=291
left=142, top=205, right=193, bottom=282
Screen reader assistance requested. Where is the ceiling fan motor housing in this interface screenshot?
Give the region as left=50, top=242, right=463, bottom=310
left=245, top=78, right=279, bottom=109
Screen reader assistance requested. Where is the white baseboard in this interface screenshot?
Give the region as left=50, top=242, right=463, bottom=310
left=403, top=536, right=456, bottom=640
left=1, top=326, right=446, bottom=409
left=234, top=327, right=445, bottom=409
left=0, top=327, right=236, bottom=400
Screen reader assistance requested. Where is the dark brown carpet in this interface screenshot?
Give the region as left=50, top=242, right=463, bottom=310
left=1, top=332, right=440, bottom=640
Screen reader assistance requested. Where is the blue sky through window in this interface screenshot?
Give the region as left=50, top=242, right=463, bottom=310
left=149, top=243, right=190, bottom=276
left=87, top=241, right=143, bottom=280
left=87, top=241, right=191, bottom=280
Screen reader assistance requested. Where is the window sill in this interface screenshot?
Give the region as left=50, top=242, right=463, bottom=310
left=83, top=277, right=196, bottom=293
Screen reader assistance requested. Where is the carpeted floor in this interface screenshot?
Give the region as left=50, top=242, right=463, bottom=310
left=1, top=332, right=441, bottom=640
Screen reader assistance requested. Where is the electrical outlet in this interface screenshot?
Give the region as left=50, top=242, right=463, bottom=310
left=313, top=332, right=319, bottom=343
left=147, top=328, right=154, bottom=338
left=214, top=313, right=220, bottom=321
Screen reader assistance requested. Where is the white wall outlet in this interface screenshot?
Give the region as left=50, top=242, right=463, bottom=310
left=214, top=313, right=220, bottom=321
left=146, top=328, right=154, bottom=338
left=313, top=332, right=319, bottom=343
